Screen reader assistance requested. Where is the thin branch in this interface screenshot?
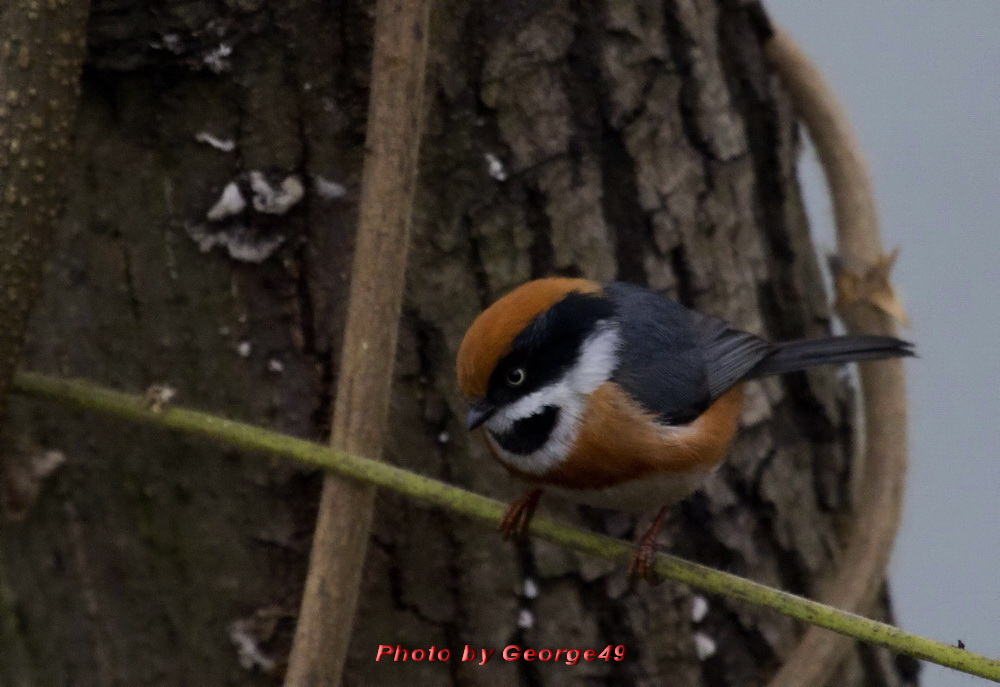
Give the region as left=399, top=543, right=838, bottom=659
left=283, top=1, right=432, bottom=685
left=11, top=370, right=1000, bottom=684
left=0, top=0, right=91, bottom=410
left=0, top=1, right=92, bottom=683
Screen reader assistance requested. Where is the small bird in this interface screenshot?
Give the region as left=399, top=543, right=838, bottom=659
left=456, top=278, right=913, bottom=580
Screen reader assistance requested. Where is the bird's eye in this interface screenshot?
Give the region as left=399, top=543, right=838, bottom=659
left=505, top=367, right=527, bottom=387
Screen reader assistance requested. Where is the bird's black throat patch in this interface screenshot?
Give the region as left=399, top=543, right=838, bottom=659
left=488, top=406, right=559, bottom=455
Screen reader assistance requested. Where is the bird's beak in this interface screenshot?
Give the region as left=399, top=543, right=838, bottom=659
left=465, top=400, right=496, bottom=430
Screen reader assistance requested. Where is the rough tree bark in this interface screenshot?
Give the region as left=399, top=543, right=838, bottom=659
left=0, top=1, right=919, bottom=686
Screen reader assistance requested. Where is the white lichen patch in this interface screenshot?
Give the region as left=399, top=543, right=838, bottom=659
left=0, top=448, right=67, bottom=522
left=187, top=223, right=286, bottom=264
left=313, top=175, right=347, bottom=200
left=206, top=182, right=246, bottom=221
left=237, top=341, right=252, bottom=358
left=248, top=171, right=273, bottom=207
left=31, top=450, right=66, bottom=479
left=437, top=431, right=450, bottom=445
left=267, top=358, right=285, bottom=373
left=250, top=172, right=304, bottom=215
left=693, top=632, right=717, bottom=661
left=485, top=152, right=507, bottom=181
left=228, top=619, right=276, bottom=673
left=159, top=33, right=182, bottom=53
left=189, top=170, right=306, bottom=263
left=143, top=384, right=178, bottom=413
left=196, top=131, right=236, bottom=152
left=522, top=578, right=539, bottom=600
left=203, top=43, right=233, bottom=73
left=226, top=233, right=285, bottom=262
left=691, top=595, right=709, bottom=623
left=517, top=609, right=534, bottom=630
left=189, top=223, right=221, bottom=251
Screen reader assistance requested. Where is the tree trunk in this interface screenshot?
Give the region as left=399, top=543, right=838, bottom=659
left=0, top=1, right=919, bottom=686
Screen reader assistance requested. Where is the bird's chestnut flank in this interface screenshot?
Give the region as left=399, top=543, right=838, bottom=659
left=456, top=278, right=914, bottom=581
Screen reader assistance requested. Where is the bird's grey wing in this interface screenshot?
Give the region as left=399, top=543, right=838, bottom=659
left=688, top=311, right=772, bottom=400
left=603, top=283, right=710, bottom=424
left=603, top=282, right=772, bottom=424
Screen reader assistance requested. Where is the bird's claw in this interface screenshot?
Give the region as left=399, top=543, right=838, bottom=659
left=627, top=505, right=669, bottom=584
left=627, top=538, right=662, bottom=585
left=500, top=488, right=544, bottom=540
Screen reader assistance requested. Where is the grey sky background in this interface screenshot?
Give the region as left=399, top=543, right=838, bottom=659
left=765, top=2, right=999, bottom=684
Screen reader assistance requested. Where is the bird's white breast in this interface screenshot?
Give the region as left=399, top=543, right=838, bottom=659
left=547, top=468, right=713, bottom=513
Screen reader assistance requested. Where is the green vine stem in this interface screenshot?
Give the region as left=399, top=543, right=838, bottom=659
left=10, top=370, right=1000, bottom=683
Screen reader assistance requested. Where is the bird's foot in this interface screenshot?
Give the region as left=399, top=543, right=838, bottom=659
left=627, top=505, right=670, bottom=584
left=500, top=488, right=544, bottom=540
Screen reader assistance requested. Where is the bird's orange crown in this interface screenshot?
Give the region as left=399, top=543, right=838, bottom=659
left=456, top=278, right=601, bottom=399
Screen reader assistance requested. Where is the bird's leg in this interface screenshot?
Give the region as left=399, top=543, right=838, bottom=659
left=500, top=488, right=544, bottom=540
left=628, top=505, right=670, bottom=583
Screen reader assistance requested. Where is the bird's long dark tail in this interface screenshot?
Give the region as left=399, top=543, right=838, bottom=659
left=748, top=335, right=914, bottom=378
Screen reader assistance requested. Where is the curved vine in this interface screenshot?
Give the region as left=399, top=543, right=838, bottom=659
left=764, top=24, right=910, bottom=687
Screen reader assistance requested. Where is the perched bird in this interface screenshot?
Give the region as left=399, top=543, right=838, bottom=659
left=456, top=277, right=913, bottom=580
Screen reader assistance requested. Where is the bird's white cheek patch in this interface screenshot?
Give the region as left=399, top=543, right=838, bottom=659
left=571, top=324, right=621, bottom=394
left=487, top=382, right=571, bottom=434
left=485, top=324, right=621, bottom=476
left=485, top=383, right=583, bottom=475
